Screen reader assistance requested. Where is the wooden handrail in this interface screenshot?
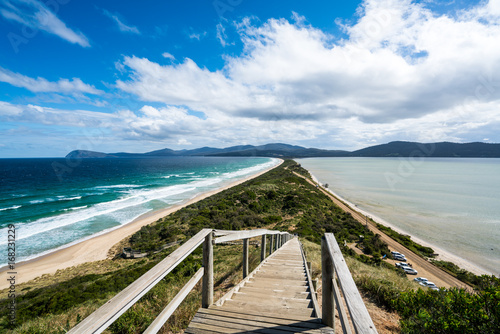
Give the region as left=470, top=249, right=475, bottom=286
left=143, top=267, right=204, bottom=333
left=68, top=229, right=212, bottom=334
left=298, top=240, right=321, bottom=318
left=68, top=228, right=292, bottom=334
left=213, top=229, right=286, bottom=244
left=322, top=233, right=378, bottom=333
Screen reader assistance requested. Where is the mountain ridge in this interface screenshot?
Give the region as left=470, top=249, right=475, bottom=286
left=66, top=141, right=500, bottom=159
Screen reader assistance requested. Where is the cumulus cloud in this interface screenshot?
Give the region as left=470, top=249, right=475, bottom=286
left=0, top=67, right=103, bottom=95
left=0, top=0, right=90, bottom=47
left=4, top=0, right=500, bottom=152
left=113, top=0, right=500, bottom=148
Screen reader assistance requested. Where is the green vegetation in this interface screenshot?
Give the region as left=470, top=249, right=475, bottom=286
left=430, top=259, right=497, bottom=290
left=128, top=160, right=388, bottom=255
left=376, top=223, right=435, bottom=258
left=1, top=159, right=498, bottom=334
left=393, top=278, right=500, bottom=333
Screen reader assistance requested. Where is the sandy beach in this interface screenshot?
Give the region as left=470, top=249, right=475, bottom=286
left=0, top=159, right=282, bottom=290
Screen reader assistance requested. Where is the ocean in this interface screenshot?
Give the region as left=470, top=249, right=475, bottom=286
left=296, top=157, right=500, bottom=276
left=0, top=156, right=279, bottom=266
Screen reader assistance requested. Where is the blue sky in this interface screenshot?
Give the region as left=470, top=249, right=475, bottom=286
left=1, top=0, right=500, bottom=157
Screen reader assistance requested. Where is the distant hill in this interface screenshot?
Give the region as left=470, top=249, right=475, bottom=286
left=350, top=141, right=500, bottom=157
left=66, top=141, right=500, bottom=159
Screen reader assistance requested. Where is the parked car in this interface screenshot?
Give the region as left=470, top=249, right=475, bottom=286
left=395, top=262, right=409, bottom=268
left=421, top=281, right=439, bottom=290
left=393, top=254, right=407, bottom=261
left=402, top=267, right=418, bottom=275
left=414, top=277, right=428, bottom=283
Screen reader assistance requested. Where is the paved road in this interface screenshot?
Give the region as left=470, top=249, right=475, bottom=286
left=293, top=171, right=471, bottom=290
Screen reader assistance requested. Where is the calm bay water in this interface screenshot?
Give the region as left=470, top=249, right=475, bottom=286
left=297, top=157, right=500, bottom=276
left=0, top=156, right=279, bottom=266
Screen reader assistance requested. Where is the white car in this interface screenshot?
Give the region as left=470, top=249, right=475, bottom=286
left=402, top=267, right=418, bottom=275
left=393, top=254, right=407, bottom=261
left=395, top=262, right=409, bottom=268
left=414, top=277, right=428, bottom=283
left=421, top=281, right=439, bottom=290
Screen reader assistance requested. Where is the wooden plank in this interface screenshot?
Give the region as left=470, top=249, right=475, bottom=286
left=324, top=233, right=378, bottom=334
left=321, top=237, right=335, bottom=329
left=333, top=277, right=353, bottom=334
left=192, top=312, right=325, bottom=334
left=197, top=308, right=325, bottom=330
left=214, top=229, right=286, bottom=244
left=208, top=305, right=320, bottom=323
left=187, top=321, right=238, bottom=334
left=143, top=267, right=203, bottom=334
left=238, top=287, right=310, bottom=299
left=68, top=228, right=213, bottom=334
left=221, top=300, right=315, bottom=317
left=299, top=239, right=321, bottom=318
left=214, top=229, right=281, bottom=237
left=185, top=326, right=223, bottom=334
left=230, top=292, right=312, bottom=307
left=255, top=273, right=307, bottom=280
left=247, top=276, right=307, bottom=283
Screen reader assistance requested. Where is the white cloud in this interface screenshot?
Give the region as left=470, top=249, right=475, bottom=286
left=4, top=0, right=500, bottom=153
left=187, top=28, right=207, bottom=40
left=0, top=0, right=90, bottom=47
left=0, top=67, right=103, bottom=95
left=0, top=102, right=116, bottom=128
left=177, top=138, right=192, bottom=145
left=114, top=0, right=500, bottom=148
left=102, top=9, right=140, bottom=34
left=0, top=101, right=23, bottom=116
left=216, top=22, right=229, bottom=47
left=162, top=52, right=175, bottom=60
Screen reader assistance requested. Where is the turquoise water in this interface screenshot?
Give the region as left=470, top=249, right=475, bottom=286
left=0, top=157, right=279, bottom=266
left=296, top=158, right=500, bottom=276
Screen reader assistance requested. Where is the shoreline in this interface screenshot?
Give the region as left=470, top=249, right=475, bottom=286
left=308, top=173, right=491, bottom=276
left=0, top=159, right=283, bottom=290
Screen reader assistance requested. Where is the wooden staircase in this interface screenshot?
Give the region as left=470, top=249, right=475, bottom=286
left=186, top=238, right=333, bottom=333
left=69, top=229, right=377, bottom=334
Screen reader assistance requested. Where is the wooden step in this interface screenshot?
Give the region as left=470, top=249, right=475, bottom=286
left=221, top=300, right=315, bottom=318
left=238, top=285, right=310, bottom=296
left=189, top=310, right=327, bottom=334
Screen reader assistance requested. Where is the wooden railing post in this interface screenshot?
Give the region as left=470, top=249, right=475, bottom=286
left=322, top=236, right=335, bottom=329
left=269, top=234, right=274, bottom=256
left=261, top=234, right=266, bottom=262
left=243, top=238, right=249, bottom=278
left=202, top=231, right=213, bottom=308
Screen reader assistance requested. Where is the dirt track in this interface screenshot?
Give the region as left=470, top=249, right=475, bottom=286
left=293, top=171, right=471, bottom=290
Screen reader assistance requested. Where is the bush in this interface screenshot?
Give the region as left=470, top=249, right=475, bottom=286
left=394, top=287, right=500, bottom=334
